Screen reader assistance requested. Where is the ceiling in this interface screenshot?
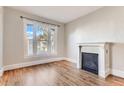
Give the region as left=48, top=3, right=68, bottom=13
left=9, top=6, right=102, bottom=23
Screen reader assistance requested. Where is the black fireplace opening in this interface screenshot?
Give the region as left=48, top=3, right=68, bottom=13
left=82, top=52, right=98, bottom=75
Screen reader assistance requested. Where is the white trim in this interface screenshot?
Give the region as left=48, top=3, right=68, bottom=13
left=64, top=57, right=77, bottom=63
left=2, top=57, right=124, bottom=78
left=105, top=68, right=111, bottom=78
left=0, top=67, right=3, bottom=77
left=111, top=69, right=124, bottom=78
left=4, top=57, right=65, bottom=71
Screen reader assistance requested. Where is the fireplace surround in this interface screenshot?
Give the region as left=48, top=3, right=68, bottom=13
left=77, top=42, right=111, bottom=78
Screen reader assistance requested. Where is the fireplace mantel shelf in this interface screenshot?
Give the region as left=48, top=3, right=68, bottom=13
left=77, top=42, right=110, bottom=47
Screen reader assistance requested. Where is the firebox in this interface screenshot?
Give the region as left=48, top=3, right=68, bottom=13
left=82, top=52, right=98, bottom=74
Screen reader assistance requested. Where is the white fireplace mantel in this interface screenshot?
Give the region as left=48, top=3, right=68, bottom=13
left=77, top=42, right=111, bottom=78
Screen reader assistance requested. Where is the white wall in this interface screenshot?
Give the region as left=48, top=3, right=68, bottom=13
left=65, top=6, right=124, bottom=74
left=0, top=7, right=3, bottom=68
left=3, top=7, right=65, bottom=66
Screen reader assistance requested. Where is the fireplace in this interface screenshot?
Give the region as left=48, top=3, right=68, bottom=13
left=82, top=52, right=98, bottom=74
left=77, top=42, right=111, bottom=78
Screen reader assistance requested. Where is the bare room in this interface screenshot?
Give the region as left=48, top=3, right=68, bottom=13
left=0, top=6, right=124, bottom=86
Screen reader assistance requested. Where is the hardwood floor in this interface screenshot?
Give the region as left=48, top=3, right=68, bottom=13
left=0, top=60, right=124, bottom=86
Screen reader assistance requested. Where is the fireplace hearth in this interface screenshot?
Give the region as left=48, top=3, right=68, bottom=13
left=82, top=52, right=98, bottom=74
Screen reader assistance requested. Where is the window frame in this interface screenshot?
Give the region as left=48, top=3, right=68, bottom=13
left=23, top=19, right=58, bottom=58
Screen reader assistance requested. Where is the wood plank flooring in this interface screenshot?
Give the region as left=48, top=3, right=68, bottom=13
left=0, top=60, right=124, bottom=86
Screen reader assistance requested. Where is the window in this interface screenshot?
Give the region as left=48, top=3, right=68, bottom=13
left=23, top=19, right=57, bottom=57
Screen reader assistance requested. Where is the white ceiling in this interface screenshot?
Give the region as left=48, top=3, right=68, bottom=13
left=10, top=6, right=102, bottom=23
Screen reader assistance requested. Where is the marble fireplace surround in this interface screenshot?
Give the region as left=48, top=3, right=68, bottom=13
left=77, top=42, right=111, bottom=78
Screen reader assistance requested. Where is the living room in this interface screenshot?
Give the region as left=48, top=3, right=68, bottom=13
left=0, top=6, right=124, bottom=87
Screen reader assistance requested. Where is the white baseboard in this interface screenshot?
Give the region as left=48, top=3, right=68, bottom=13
left=3, top=57, right=124, bottom=79
left=111, top=69, right=124, bottom=78
left=3, top=57, right=76, bottom=72
left=64, top=58, right=77, bottom=63
left=3, top=57, right=76, bottom=71
left=0, top=67, right=3, bottom=77
left=105, top=68, right=111, bottom=78
left=4, top=57, right=65, bottom=71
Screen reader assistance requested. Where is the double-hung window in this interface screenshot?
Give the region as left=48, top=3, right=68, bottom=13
left=23, top=19, right=58, bottom=57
